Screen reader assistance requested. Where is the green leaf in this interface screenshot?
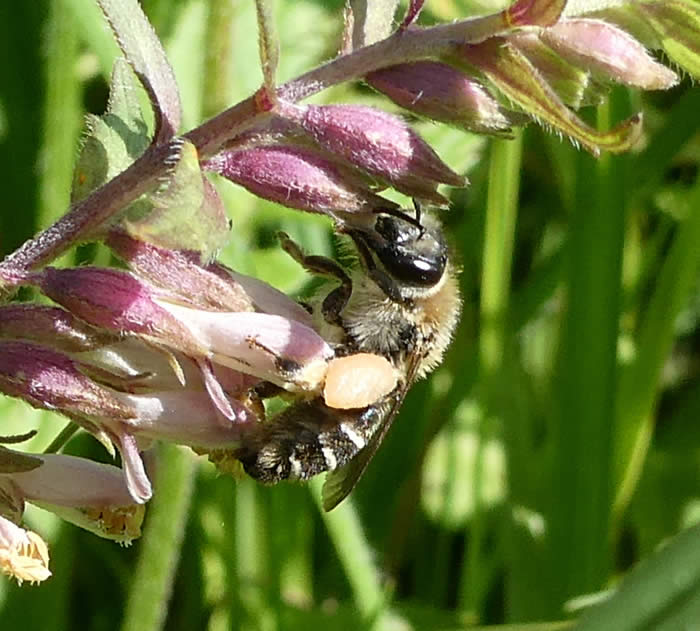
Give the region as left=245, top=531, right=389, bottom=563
left=122, top=140, right=229, bottom=256
left=574, top=523, right=700, bottom=630
left=635, top=0, right=700, bottom=79
left=97, top=0, right=182, bottom=140
left=71, top=60, right=150, bottom=204
left=614, top=179, right=700, bottom=516
left=421, top=406, right=506, bottom=530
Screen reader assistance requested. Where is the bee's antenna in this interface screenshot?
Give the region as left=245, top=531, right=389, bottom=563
left=374, top=205, right=425, bottom=234
left=412, top=198, right=422, bottom=225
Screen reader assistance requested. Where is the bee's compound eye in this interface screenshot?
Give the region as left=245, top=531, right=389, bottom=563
left=323, top=353, right=398, bottom=409
left=373, top=217, right=447, bottom=286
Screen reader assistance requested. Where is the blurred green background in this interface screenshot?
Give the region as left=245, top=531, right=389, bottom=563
left=1, top=0, right=699, bottom=629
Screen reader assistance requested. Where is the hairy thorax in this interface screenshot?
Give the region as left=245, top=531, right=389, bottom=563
left=322, top=262, right=461, bottom=380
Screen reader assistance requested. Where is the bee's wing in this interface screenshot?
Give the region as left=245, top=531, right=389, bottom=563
left=321, top=354, right=422, bottom=511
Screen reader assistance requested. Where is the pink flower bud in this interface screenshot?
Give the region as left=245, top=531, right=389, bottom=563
left=292, top=104, right=465, bottom=203
left=512, top=33, right=600, bottom=108
left=0, top=516, right=51, bottom=584
left=207, top=144, right=395, bottom=216
left=366, top=61, right=522, bottom=135
left=0, top=341, right=136, bottom=422
left=0, top=305, right=115, bottom=352
left=540, top=19, right=678, bottom=90
left=118, top=389, right=256, bottom=447
left=107, top=230, right=313, bottom=325
left=33, top=267, right=205, bottom=357
left=25, top=265, right=333, bottom=402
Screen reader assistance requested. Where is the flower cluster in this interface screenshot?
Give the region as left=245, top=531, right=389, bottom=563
left=1, top=0, right=698, bottom=583
left=0, top=233, right=336, bottom=582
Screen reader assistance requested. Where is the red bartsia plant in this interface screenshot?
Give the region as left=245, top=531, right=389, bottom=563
left=0, top=0, right=698, bottom=582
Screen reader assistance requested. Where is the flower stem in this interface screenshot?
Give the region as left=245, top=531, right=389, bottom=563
left=43, top=423, right=79, bottom=454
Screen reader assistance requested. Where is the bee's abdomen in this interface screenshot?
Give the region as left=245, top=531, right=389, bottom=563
left=235, top=400, right=381, bottom=484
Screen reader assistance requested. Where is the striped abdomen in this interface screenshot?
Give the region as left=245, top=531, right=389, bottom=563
left=235, top=398, right=389, bottom=483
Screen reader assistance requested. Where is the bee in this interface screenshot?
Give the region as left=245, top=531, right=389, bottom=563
left=234, top=204, right=461, bottom=510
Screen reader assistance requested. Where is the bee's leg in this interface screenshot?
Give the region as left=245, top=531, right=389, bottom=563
left=278, top=232, right=352, bottom=324
left=349, top=231, right=404, bottom=303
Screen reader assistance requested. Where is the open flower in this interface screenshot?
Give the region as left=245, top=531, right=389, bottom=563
left=10, top=264, right=334, bottom=396
left=1, top=450, right=145, bottom=546
left=0, top=341, right=264, bottom=502
left=0, top=516, right=51, bottom=584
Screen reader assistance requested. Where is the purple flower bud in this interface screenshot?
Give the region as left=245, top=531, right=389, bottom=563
left=0, top=341, right=154, bottom=503
left=107, top=230, right=256, bottom=312
left=33, top=267, right=205, bottom=357
left=0, top=516, right=51, bottom=584
left=0, top=341, right=136, bottom=422
left=366, top=61, right=522, bottom=135
left=540, top=19, right=678, bottom=90
left=107, top=231, right=313, bottom=325
left=207, top=144, right=396, bottom=216
left=0, top=305, right=115, bottom=352
left=290, top=104, right=466, bottom=203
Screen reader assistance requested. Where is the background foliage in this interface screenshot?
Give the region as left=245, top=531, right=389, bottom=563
left=1, top=0, right=699, bottom=629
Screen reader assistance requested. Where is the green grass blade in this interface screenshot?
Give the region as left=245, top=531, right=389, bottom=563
left=546, top=100, right=627, bottom=607
left=574, top=523, right=700, bottom=631
left=120, top=445, right=195, bottom=631
left=614, top=176, right=700, bottom=517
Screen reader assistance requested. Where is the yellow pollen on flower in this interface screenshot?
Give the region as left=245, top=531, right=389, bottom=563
left=0, top=528, right=51, bottom=585
left=82, top=504, right=145, bottom=545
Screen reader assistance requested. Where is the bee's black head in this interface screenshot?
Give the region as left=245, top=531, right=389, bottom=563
left=347, top=206, right=448, bottom=292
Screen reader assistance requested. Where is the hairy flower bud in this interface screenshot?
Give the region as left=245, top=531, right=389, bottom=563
left=540, top=18, right=678, bottom=89
left=0, top=341, right=136, bottom=423
left=287, top=103, right=465, bottom=205
left=366, top=61, right=523, bottom=135
left=106, top=231, right=313, bottom=324
left=207, top=144, right=395, bottom=216
left=0, top=305, right=115, bottom=352
left=33, top=267, right=205, bottom=357
left=512, top=33, right=601, bottom=108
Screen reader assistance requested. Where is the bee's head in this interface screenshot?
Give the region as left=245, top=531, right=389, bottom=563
left=345, top=205, right=449, bottom=300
